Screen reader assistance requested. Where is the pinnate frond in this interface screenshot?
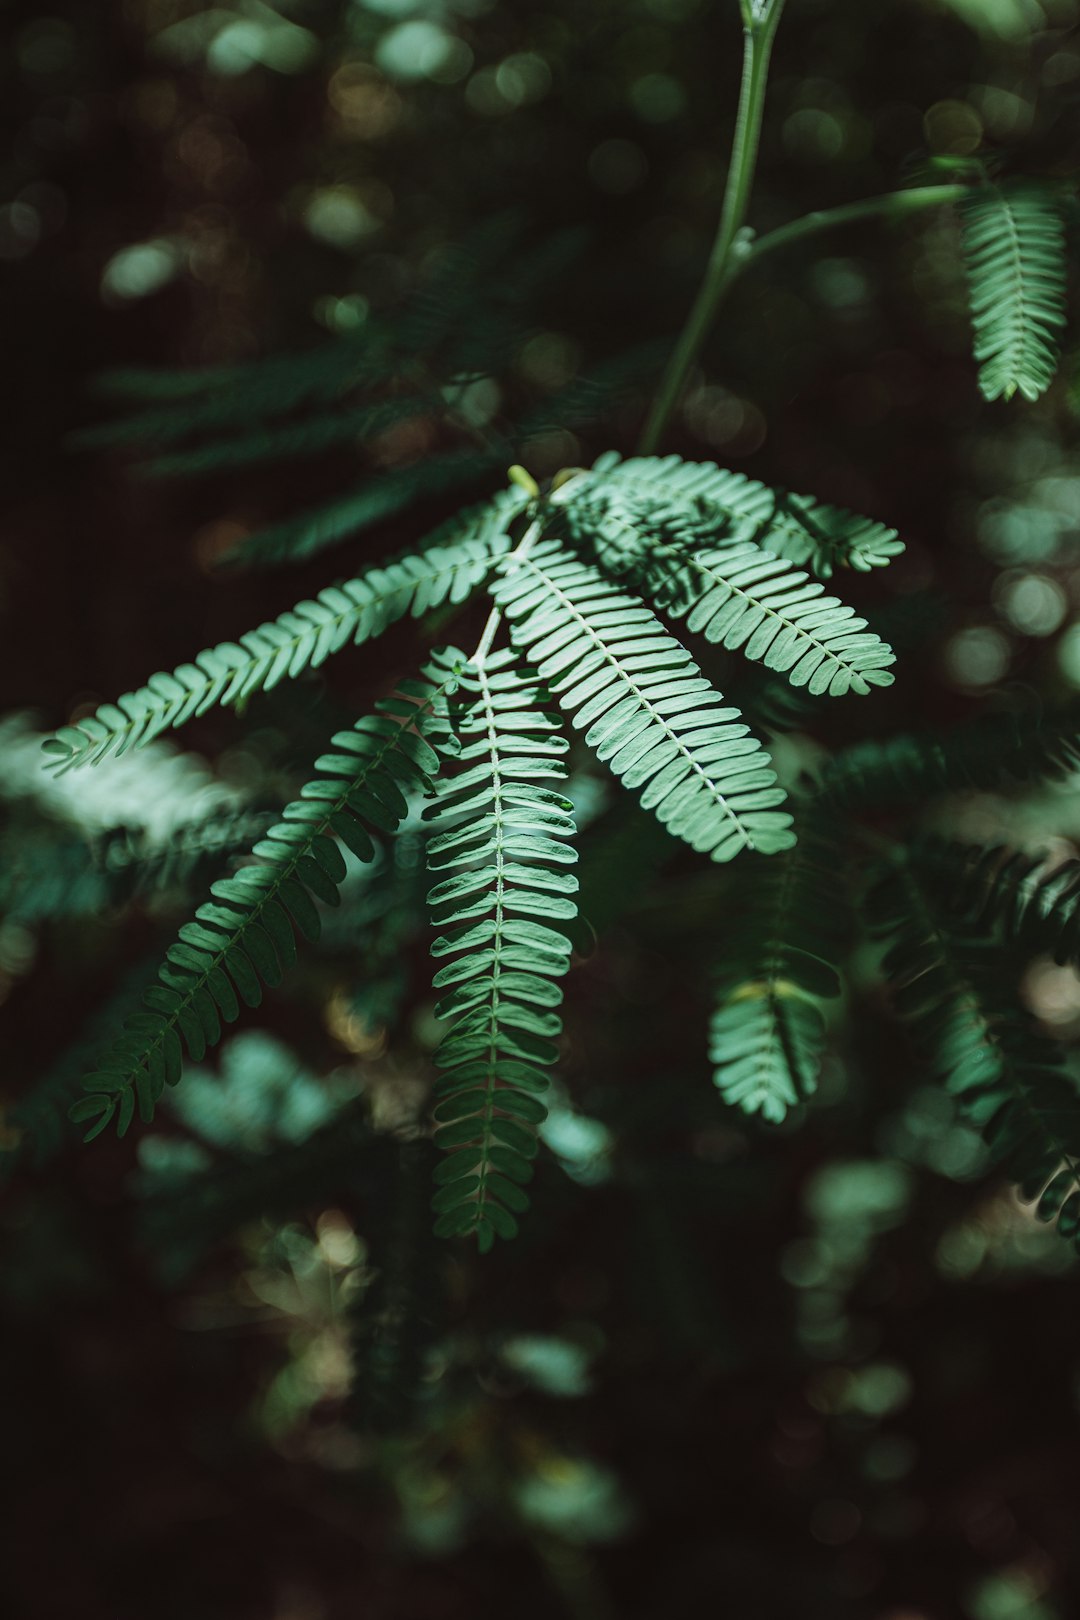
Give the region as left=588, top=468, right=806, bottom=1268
left=959, top=181, right=1068, bottom=402
left=43, top=502, right=513, bottom=772
left=425, top=647, right=577, bottom=1249
left=562, top=451, right=903, bottom=577
left=918, top=838, right=1080, bottom=969
left=491, top=539, right=795, bottom=862
left=140, top=395, right=427, bottom=479
left=78, top=335, right=391, bottom=448
left=70, top=655, right=463, bottom=1141
left=2, top=808, right=275, bottom=924
left=648, top=540, right=895, bottom=697
left=221, top=449, right=512, bottom=571
left=3, top=968, right=150, bottom=1179
left=869, top=854, right=1080, bottom=1251
left=557, top=463, right=896, bottom=697
left=818, top=707, right=1080, bottom=809
left=710, top=814, right=846, bottom=1123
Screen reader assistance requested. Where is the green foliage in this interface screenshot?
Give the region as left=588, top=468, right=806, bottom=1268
left=138, top=1103, right=392, bottom=1285
left=44, top=441, right=903, bottom=1242
left=77, top=217, right=565, bottom=467
left=72, top=659, right=461, bottom=1141
left=222, top=450, right=510, bottom=571
left=44, top=505, right=514, bottom=772
left=869, top=855, right=1080, bottom=1250
left=709, top=813, right=845, bottom=1122
left=492, top=536, right=797, bottom=861
left=564, top=451, right=905, bottom=578
left=818, top=706, right=1080, bottom=809
left=17, top=12, right=1080, bottom=1606
left=917, top=839, right=1080, bottom=969
left=73, top=218, right=653, bottom=582
left=38, top=441, right=908, bottom=1242
left=425, top=647, right=577, bottom=1249
left=959, top=181, right=1068, bottom=403
left=94, top=809, right=279, bottom=903
left=1, top=967, right=152, bottom=1180
left=29, top=7, right=1080, bottom=1275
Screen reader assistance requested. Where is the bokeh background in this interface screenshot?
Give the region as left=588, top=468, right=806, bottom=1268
left=3, top=1, right=1080, bottom=1616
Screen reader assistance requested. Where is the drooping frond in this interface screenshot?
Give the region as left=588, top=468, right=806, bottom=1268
left=393, top=212, right=579, bottom=368
left=869, top=854, right=1080, bottom=1251
left=78, top=334, right=393, bottom=448
left=958, top=181, right=1068, bottom=402
left=2, top=808, right=275, bottom=924
left=491, top=540, right=795, bottom=862
left=96, top=808, right=279, bottom=901
left=1, top=966, right=150, bottom=1180
left=424, top=646, right=577, bottom=1249
left=709, top=813, right=846, bottom=1123
left=43, top=503, right=514, bottom=772
left=917, top=838, right=1080, bottom=969
left=77, top=216, right=581, bottom=479
left=69, top=655, right=463, bottom=1142
left=139, top=395, right=429, bottom=480
left=220, top=449, right=511, bottom=571
left=818, top=706, right=1080, bottom=809
left=555, top=463, right=896, bottom=697
left=514, top=344, right=664, bottom=439
left=649, top=540, right=895, bottom=696
left=560, top=451, right=904, bottom=578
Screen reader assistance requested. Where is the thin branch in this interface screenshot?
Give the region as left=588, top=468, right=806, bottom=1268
left=638, top=0, right=787, bottom=454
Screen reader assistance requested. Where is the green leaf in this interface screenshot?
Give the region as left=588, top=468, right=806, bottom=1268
left=426, top=647, right=577, bottom=1246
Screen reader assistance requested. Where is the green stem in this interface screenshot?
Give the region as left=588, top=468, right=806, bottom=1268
left=638, top=0, right=786, bottom=455
left=470, top=512, right=544, bottom=667
left=743, top=183, right=972, bottom=271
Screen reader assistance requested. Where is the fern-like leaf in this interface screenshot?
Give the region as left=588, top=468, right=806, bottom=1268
left=77, top=335, right=391, bottom=447
left=959, top=181, right=1068, bottom=402
left=918, top=838, right=1080, bottom=969
left=557, top=461, right=896, bottom=696
left=818, top=706, right=1080, bottom=809
left=43, top=502, right=515, bottom=772
left=95, top=808, right=279, bottom=900
left=491, top=539, right=795, bottom=862
left=220, top=449, right=510, bottom=572
left=562, top=451, right=903, bottom=578
left=70, top=656, right=463, bottom=1141
left=869, top=854, right=1080, bottom=1250
left=2, top=965, right=151, bottom=1179
left=650, top=539, right=895, bottom=696
left=140, top=395, right=428, bottom=479
left=424, top=646, right=577, bottom=1249
left=710, top=813, right=845, bottom=1122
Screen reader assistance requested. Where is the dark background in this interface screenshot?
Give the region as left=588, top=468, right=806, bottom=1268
left=3, top=2, right=1080, bottom=1616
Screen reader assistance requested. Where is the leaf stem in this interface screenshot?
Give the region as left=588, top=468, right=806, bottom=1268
left=743, top=183, right=972, bottom=271
left=471, top=512, right=544, bottom=667
left=638, top=0, right=786, bottom=454
left=639, top=0, right=971, bottom=459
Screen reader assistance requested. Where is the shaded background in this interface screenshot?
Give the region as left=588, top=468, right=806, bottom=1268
left=3, top=1, right=1080, bottom=1616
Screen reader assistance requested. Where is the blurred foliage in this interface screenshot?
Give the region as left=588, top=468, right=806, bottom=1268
left=3, top=1, right=1080, bottom=1618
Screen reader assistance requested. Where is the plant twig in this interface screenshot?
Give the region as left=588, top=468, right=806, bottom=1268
left=470, top=513, right=544, bottom=667
left=638, top=0, right=787, bottom=454
left=743, top=183, right=972, bottom=271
